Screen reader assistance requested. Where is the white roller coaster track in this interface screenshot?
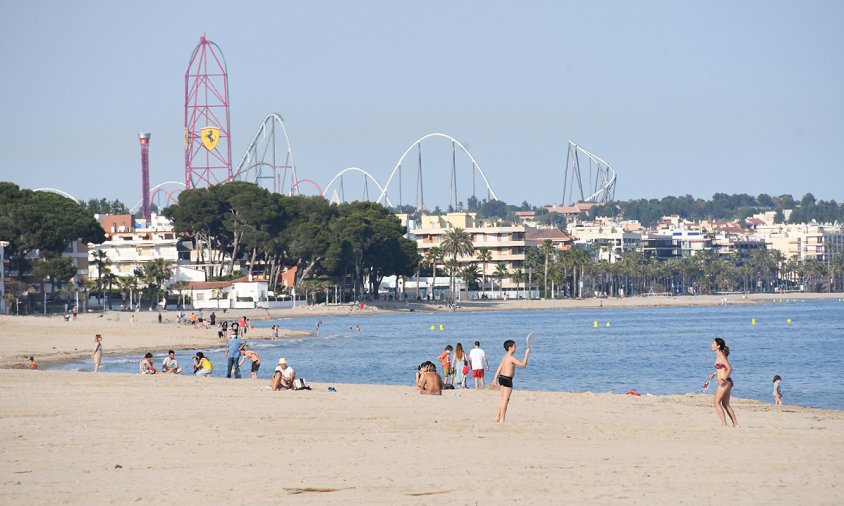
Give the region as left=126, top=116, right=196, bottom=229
left=129, top=181, right=186, bottom=213
left=322, top=167, right=393, bottom=207
left=233, top=113, right=297, bottom=194
left=33, top=188, right=79, bottom=203
left=376, top=132, right=498, bottom=207
left=563, top=141, right=617, bottom=204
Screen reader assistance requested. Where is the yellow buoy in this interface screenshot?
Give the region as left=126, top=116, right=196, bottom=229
left=593, top=321, right=599, bottom=328
left=439, top=325, right=444, bottom=331
left=751, top=318, right=756, bottom=325
left=430, top=325, right=435, bottom=331
left=787, top=318, right=792, bottom=324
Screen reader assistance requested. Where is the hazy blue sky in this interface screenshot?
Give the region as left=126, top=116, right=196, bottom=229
left=2, top=1, right=842, bottom=210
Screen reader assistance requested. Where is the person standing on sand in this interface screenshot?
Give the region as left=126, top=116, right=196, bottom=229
left=492, top=339, right=531, bottom=423
left=773, top=375, right=783, bottom=405
left=707, top=337, right=739, bottom=428
left=437, top=345, right=454, bottom=385
left=92, top=334, right=103, bottom=372
left=469, top=341, right=489, bottom=389
left=452, top=343, right=469, bottom=388
left=239, top=345, right=261, bottom=380
left=226, top=333, right=244, bottom=379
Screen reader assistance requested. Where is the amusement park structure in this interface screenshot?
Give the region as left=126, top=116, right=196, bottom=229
left=184, top=35, right=232, bottom=189
left=232, top=113, right=300, bottom=195
left=561, top=141, right=617, bottom=205
left=138, top=133, right=151, bottom=222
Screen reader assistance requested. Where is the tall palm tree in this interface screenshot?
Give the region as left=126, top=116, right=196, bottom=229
left=459, top=264, right=480, bottom=299
left=424, top=247, right=443, bottom=301
left=102, top=271, right=118, bottom=310
left=540, top=240, right=554, bottom=298
left=511, top=268, right=524, bottom=298
left=90, top=250, right=111, bottom=309
left=493, top=262, right=509, bottom=298
left=440, top=228, right=474, bottom=298
left=476, top=247, right=492, bottom=296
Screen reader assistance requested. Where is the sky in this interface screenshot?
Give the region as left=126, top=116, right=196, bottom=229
left=1, top=1, right=842, bottom=211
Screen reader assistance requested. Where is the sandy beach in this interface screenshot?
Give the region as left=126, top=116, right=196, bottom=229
left=1, top=294, right=842, bottom=504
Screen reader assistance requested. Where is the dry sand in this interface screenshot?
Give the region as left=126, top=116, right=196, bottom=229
left=1, top=295, right=842, bottom=504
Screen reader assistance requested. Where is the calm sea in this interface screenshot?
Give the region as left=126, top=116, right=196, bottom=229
left=57, top=299, right=844, bottom=410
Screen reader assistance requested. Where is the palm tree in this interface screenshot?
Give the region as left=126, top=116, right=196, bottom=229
left=118, top=274, right=138, bottom=309
left=424, top=247, right=443, bottom=301
left=171, top=280, right=189, bottom=309
left=476, top=247, right=492, bottom=296
left=493, top=262, right=509, bottom=298
left=139, top=259, right=174, bottom=308
left=102, top=271, right=118, bottom=310
left=511, top=268, right=524, bottom=298
left=90, top=249, right=111, bottom=309
left=540, top=240, right=554, bottom=298
left=459, top=264, right=480, bottom=299
left=440, top=228, right=474, bottom=298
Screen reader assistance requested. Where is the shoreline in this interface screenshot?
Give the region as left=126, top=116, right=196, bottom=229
left=1, top=292, right=839, bottom=370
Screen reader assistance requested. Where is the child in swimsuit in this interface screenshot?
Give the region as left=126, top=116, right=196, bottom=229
left=773, top=375, right=782, bottom=405
left=492, top=339, right=531, bottom=423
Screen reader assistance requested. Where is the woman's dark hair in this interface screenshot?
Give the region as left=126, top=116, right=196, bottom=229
left=773, top=375, right=781, bottom=382
left=455, top=343, right=464, bottom=359
left=714, top=337, right=730, bottom=357
left=144, top=352, right=153, bottom=359
left=196, top=352, right=205, bottom=359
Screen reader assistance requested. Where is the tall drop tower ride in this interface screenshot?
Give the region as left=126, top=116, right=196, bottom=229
left=139, top=133, right=151, bottom=222
left=184, top=35, right=232, bottom=189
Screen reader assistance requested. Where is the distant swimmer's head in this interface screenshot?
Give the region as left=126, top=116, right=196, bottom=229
left=503, top=339, right=515, bottom=351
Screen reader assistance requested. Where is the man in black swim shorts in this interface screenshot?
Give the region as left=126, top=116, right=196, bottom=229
left=492, top=339, right=531, bottom=423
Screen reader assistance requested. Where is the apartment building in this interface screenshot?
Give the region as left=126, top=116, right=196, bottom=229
left=567, top=219, right=641, bottom=262
left=407, top=212, right=526, bottom=291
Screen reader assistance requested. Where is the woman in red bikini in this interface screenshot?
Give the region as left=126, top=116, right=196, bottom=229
left=708, top=337, right=739, bottom=428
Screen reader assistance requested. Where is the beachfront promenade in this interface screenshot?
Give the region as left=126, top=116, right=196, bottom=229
left=0, top=294, right=842, bottom=504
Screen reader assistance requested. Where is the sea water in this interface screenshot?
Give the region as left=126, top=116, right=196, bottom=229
left=56, top=299, right=844, bottom=410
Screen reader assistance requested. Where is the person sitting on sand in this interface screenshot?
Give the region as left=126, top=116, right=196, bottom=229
left=29, top=356, right=37, bottom=370
left=161, top=350, right=182, bottom=374
left=271, top=358, right=296, bottom=391
left=140, top=353, right=157, bottom=375
left=416, top=361, right=443, bottom=395
left=239, top=345, right=261, bottom=380
left=193, top=352, right=212, bottom=377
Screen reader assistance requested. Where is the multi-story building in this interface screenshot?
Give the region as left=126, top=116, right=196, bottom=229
left=406, top=212, right=526, bottom=293
left=88, top=213, right=203, bottom=284
left=752, top=223, right=844, bottom=262
left=567, top=219, right=641, bottom=262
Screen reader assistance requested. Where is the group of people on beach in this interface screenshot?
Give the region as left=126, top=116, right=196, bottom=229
left=89, top=329, right=301, bottom=391
left=419, top=339, right=531, bottom=423
left=82, top=316, right=781, bottom=427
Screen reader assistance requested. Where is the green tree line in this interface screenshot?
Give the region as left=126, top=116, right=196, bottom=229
left=163, top=182, right=419, bottom=299
left=589, top=192, right=843, bottom=227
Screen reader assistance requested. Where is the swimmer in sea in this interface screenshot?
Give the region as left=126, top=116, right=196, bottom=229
left=492, top=339, right=531, bottom=423
left=708, top=337, right=739, bottom=428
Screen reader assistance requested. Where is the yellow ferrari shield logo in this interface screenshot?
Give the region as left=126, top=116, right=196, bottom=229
left=201, top=127, right=220, bottom=151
